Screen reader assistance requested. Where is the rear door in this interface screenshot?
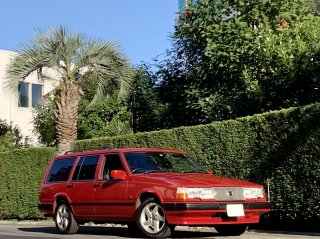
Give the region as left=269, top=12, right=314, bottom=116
left=40, top=157, right=76, bottom=212
left=67, top=154, right=100, bottom=218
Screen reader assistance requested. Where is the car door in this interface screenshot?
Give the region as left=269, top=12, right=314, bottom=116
left=67, top=154, right=100, bottom=219
left=94, top=153, right=133, bottom=220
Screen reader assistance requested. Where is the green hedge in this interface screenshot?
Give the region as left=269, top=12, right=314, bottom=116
left=74, top=103, right=320, bottom=230
left=1, top=104, right=319, bottom=229
left=0, top=147, right=56, bottom=219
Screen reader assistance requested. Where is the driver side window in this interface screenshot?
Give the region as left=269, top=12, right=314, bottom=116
left=102, top=154, right=125, bottom=180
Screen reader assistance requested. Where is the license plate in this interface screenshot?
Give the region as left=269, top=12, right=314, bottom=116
left=227, top=204, right=244, bottom=217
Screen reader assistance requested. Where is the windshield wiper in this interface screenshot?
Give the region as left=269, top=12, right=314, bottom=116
left=159, top=169, right=176, bottom=172
left=131, top=168, right=146, bottom=174
left=181, top=170, right=208, bottom=174
left=132, top=169, right=176, bottom=174
left=145, top=169, right=176, bottom=174
left=132, top=169, right=163, bottom=174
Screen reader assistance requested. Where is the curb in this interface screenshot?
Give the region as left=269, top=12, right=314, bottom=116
left=0, top=220, right=54, bottom=225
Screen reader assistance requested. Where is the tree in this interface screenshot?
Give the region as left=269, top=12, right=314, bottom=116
left=130, top=65, right=169, bottom=132
left=6, top=26, right=133, bottom=154
left=0, top=119, right=28, bottom=152
left=33, top=79, right=133, bottom=146
left=77, top=92, right=132, bottom=139
left=32, top=98, right=56, bottom=146
left=33, top=65, right=167, bottom=145
left=156, top=0, right=320, bottom=124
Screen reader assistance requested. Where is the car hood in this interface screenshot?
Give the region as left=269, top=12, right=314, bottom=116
left=134, top=173, right=261, bottom=187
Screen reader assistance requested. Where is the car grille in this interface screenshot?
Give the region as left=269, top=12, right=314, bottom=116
left=214, top=187, right=244, bottom=201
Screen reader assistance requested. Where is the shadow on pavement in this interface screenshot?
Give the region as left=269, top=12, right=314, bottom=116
left=18, top=225, right=217, bottom=238
left=249, top=229, right=320, bottom=238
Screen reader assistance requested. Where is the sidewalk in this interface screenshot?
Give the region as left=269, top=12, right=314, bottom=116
left=0, top=220, right=320, bottom=237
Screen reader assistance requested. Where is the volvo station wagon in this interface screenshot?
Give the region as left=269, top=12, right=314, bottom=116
left=38, top=148, right=271, bottom=238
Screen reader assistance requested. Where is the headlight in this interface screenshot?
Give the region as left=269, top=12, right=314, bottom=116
left=176, top=187, right=216, bottom=200
left=243, top=187, right=264, bottom=199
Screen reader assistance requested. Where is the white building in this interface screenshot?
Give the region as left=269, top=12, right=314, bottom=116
left=0, top=49, right=57, bottom=145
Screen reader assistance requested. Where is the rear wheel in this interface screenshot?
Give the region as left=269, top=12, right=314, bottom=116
left=54, top=202, right=79, bottom=234
left=215, top=225, right=248, bottom=236
left=136, top=197, right=171, bottom=238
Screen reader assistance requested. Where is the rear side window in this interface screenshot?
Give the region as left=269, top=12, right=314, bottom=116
left=72, top=155, right=99, bottom=180
left=47, top=157, right=76, bottom=182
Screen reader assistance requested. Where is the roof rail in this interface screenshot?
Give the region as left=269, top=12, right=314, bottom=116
left=64, top=146, right=113, bottom=155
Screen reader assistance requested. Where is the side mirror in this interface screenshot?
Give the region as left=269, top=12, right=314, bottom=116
left=111, top=170, right=127, bottom=180
left=207, top=170, right=214, bottom=175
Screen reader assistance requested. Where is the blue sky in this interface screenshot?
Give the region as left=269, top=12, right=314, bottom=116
left=0, top=0, right=178, bottom=65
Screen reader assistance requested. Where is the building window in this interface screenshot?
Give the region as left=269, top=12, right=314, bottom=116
left=18, top=82, right=43, bottom=108
left=18, top=82, right=29, bottom=107
left=32, top=84, right=43, bottom=108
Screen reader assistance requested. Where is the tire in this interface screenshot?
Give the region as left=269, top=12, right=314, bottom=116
left=136, top=197, right=171, bottom=238
left=54, top=202, right=79, bottom=234
left=215, top=224, right=248, bottom=236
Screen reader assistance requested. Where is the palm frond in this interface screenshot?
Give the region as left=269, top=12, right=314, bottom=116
left=75, top=39, right=134, bottom=103
left=5, top=45, right=49, bottom=97
left=6, top=25, right=133, bottom=103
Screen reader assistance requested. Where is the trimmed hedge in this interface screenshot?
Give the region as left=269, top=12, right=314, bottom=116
left=0, top=104, right=319, bottom=230
left=74, top=103, right=320, bottom=230
left=0, top=147, right=56, bottom=219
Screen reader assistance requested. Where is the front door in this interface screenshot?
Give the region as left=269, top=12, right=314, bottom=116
left=94, top=154, right=133, bottom=221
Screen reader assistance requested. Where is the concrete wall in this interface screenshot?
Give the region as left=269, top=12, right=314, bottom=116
left=0, top=49, right=58, bottom=145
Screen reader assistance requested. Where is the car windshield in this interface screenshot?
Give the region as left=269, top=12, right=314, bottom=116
left=124, top=152, right=207, bottom=174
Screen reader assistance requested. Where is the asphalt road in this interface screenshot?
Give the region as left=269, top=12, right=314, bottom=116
left=0, top=222, right=319, bottom=239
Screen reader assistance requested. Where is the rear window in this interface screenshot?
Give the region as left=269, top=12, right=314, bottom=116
left=47, top=157, right=76, bottom=182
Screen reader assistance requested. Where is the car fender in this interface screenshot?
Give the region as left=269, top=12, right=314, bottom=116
left=136, top=188, right=164, bottom=209
left=53, top=193, right=73, bottom=215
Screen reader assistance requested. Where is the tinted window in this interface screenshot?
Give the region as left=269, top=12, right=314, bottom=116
left=47, top=157, right=76, bottom=182
left=72, top=155, right=99, bottom=180
left=125, top=153, right=157, bottom=172
left=125, top=152, right=206, bottom=173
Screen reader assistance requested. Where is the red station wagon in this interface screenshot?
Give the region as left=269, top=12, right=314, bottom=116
left=38, top=148, right=271, bottom=238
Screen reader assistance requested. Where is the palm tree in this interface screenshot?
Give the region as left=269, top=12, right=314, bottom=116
left=6, top=26, right=133, bottom=154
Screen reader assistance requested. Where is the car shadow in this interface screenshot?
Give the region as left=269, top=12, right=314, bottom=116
left=249, top=229, right=320, bottom=237
left=18, top=225, right=217, bottom=238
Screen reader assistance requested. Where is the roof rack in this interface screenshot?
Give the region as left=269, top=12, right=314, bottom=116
left=64, top=146, right=113, bottom=155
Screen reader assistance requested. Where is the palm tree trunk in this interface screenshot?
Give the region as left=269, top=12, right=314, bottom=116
left=55, top=81, right=82, bottom=155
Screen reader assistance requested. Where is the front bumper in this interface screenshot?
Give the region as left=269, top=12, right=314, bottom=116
left=163, top=202, right=271, bottom=225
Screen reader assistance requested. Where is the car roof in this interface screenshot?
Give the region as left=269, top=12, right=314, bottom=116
left=55, top=148, right=185, bottom=159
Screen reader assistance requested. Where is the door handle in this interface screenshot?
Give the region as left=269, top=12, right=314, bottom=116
left=67, top=183, right=74, bottom=188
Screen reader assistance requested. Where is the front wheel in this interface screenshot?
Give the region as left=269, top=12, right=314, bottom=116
left=54, top=202, right=79, bottom=234
left=215, top=224, right=248, bottom=236
left=136, top=198, right=171, bottom=238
